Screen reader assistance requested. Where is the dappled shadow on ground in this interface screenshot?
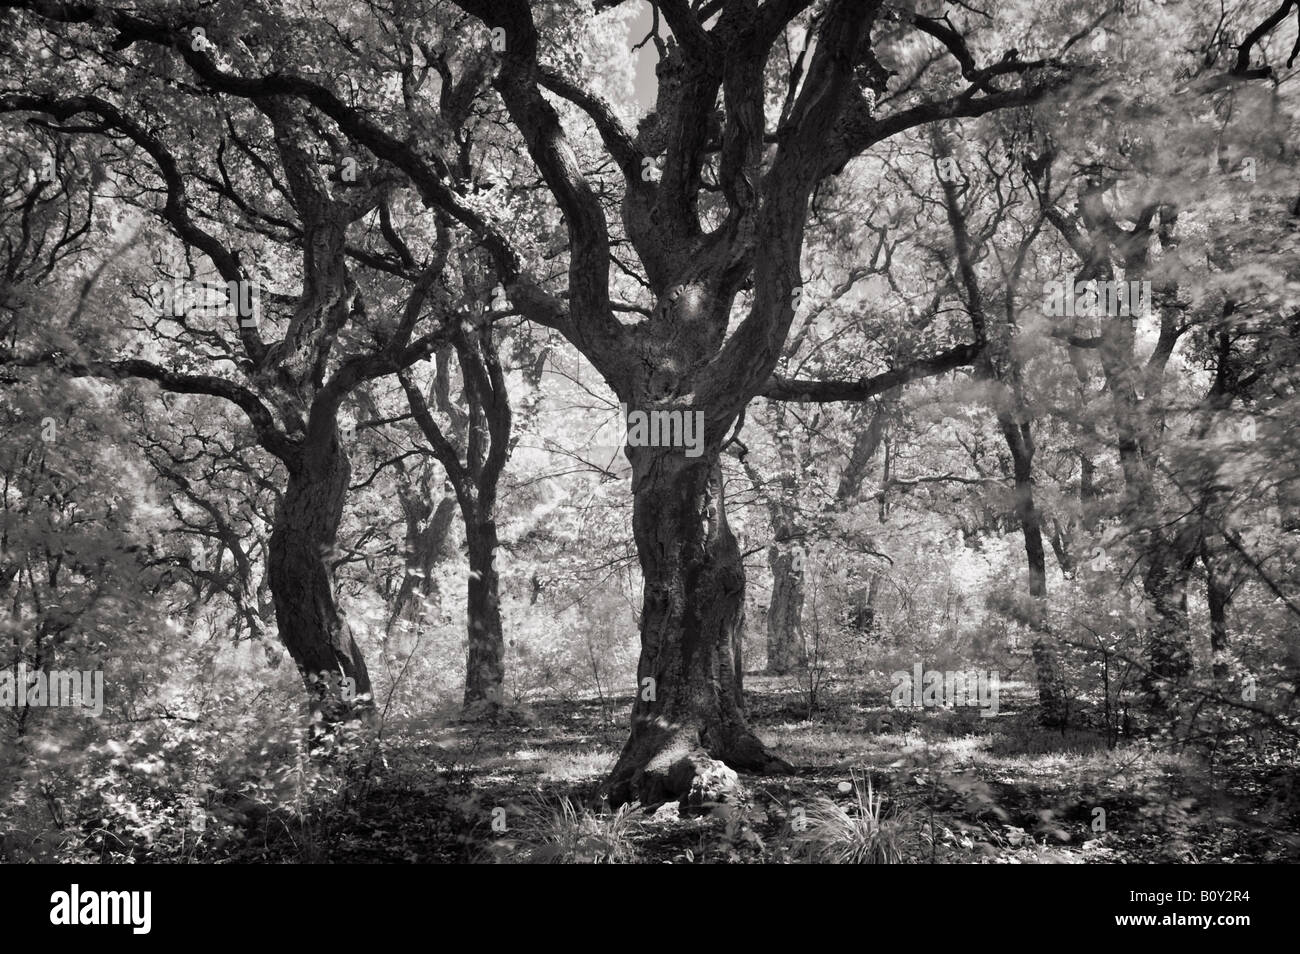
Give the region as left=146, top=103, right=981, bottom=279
left=180, top=675, right=1300, bottom=864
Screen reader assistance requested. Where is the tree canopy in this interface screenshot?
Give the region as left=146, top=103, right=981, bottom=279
left=1, top=0, right=1298, bottom=864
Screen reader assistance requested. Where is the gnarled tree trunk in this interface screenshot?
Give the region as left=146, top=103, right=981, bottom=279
left=267, top=429, right=372, bottom=730
left=604, top=451, right=789, bottom=808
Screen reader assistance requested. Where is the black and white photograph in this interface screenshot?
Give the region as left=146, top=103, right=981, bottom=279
left=0, top=0, right=1296, bottom=899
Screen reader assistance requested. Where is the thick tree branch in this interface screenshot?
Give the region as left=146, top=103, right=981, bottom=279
left=759, top=341, right=981, bottom=402
left=4, top=351, right=296, bottom=461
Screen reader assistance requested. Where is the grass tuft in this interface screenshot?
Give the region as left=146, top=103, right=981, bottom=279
left=797, top=770, right=908, bottom=864
left=493, top=796, right=640, bottom=863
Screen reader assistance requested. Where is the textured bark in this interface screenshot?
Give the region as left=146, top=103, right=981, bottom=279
left=463, top=512, right=505, bottom=713
left=386, top=493, right=457, bottom=635
left=604, top=452, right=790, bottom=808
left=765, top=543, right=807, bottom=674
left=733, top=604, right=746, bottom=708
left=267, top=430, right=372, bottom=728
left=744, top=429, right=808, bottom=676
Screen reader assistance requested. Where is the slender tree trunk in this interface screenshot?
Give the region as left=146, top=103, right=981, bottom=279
left=462, top=510, right=505, bottom=714
left=1202, top=538, right=1231, bottom=681
left=938, top=139, right=1066, bottom=725
left=386, top=494, right=457, bottom=635
left=998, top=415, right=1067, bottom=726
left=267, top=429, right=372, bottom=729
left=399, top=324, right=512, bottom=719
left=1080, top=453, right=1099, bottom=527
left=1047, top=517, right=1074, bottom=576
left=1141, top=534, right=1198, bottom=705
left=858, top=572, right=881, bottom=636
left=604, top=451, right=789, bottom=808
left=765, top=542, right=806, bottom=674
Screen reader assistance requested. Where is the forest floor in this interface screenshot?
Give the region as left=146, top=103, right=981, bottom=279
left=201, top=676, right=1299, bottom=864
